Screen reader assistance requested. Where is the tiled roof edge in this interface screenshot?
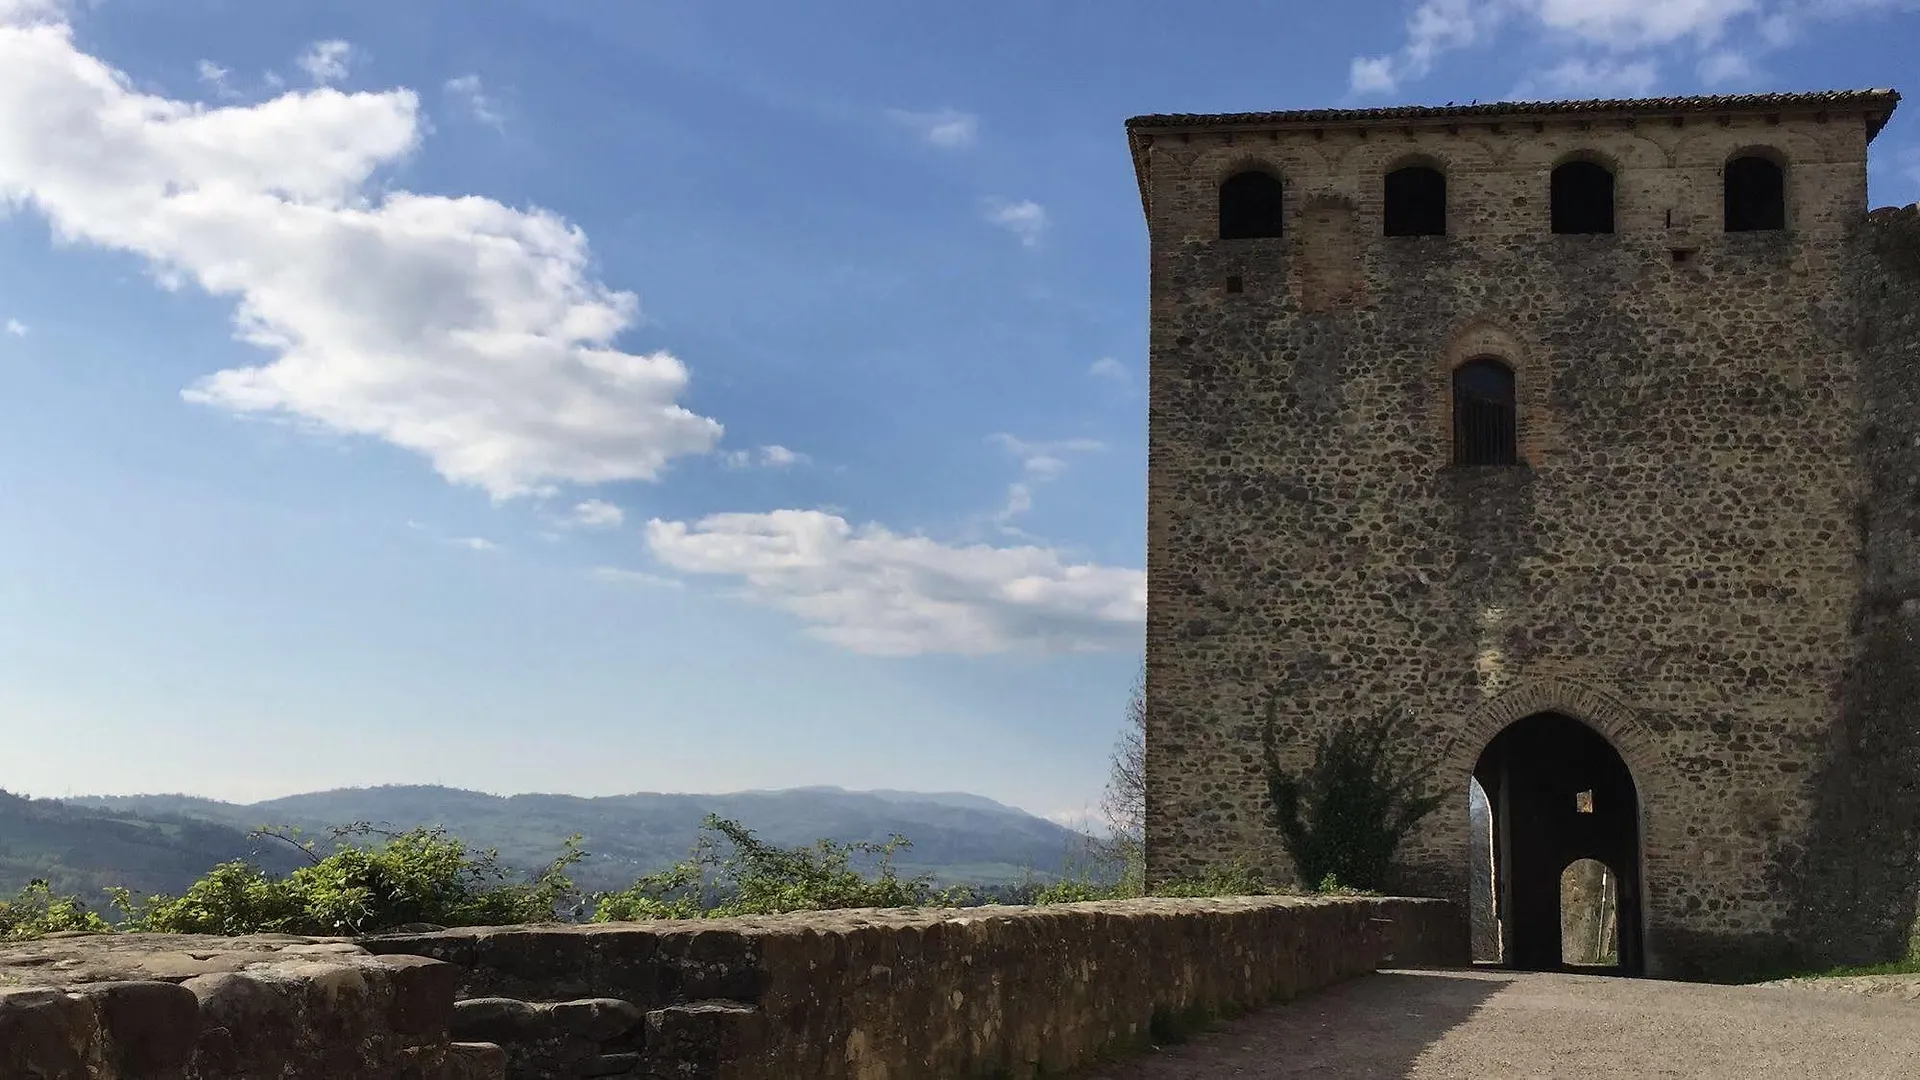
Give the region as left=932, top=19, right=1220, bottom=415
left=1125, top=89, right=1901, bottom=221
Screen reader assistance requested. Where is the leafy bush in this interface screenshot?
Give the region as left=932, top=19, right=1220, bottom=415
left=1262, top=697, right=1446, bottom=893
left=110, top=823, right=585, bottom=936
left=0, top=879, right=112, bottom=941
left=593, top=814, right=963, bottom=920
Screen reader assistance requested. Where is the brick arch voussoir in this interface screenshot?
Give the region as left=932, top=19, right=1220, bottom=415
left=1445, top=676, right=1669, bottom=806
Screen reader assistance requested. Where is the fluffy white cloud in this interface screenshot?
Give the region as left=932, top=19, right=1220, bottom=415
left=298, top=39, right=354, bottom=85
left=4, top=317, right=25, bottom=336
left=886, top=106, right=979, bottom=149
left=646, top=510, right=1144, bottom=656
left=444, top=74, right=502, bottom=128
left=569, top=499, right=624, bottom=529
left=1513, top=56, right=1660, bottom=99
left=721, top=444, right=809, bottom=469
left=0, top=11, right=723, bottom=499
left=984, top=198, right=1047, bottom=247
left=1349, top=0, right=1904, bottom=97
left=1697, top=49, right=1758, bottom=84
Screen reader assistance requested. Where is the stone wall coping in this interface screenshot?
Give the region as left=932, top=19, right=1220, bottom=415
left=356, top=894, right=1450, bottom=942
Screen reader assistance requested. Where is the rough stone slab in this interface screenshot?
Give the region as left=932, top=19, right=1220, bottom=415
left=0, top=934, right=498, bottom=1079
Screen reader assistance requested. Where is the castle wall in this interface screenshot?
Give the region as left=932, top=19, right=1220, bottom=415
left=1791, top=204, right=1920, bottom=969
left=1141, top=112, right=1888, bottom=978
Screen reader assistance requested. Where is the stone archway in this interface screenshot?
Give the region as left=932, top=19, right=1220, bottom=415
left=1476, top=712, right=1644, bottom=974
left=1447, top=678, right=1663, bottom=975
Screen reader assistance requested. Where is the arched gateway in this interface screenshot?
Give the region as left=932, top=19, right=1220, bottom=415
left=1474, top=712, right=1643, bottom=973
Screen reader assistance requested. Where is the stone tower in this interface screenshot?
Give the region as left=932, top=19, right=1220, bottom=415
left=1130, top=90, right=1920, bottom=980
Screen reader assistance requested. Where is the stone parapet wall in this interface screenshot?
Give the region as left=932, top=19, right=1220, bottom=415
left=0, top=898, right=1463, bottom=1079
left=361, top=895, right=1466, bottom=1079
left=0, top=932, right=505, bottom=1079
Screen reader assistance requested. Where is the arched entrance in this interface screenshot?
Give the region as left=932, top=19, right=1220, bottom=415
left=1473, top=711, right=1644, bottom=974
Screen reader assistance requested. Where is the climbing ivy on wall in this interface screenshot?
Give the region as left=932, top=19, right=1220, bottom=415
left=1261, top=697, right=1447, bottom=893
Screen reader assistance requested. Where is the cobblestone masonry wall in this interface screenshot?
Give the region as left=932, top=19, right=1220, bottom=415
left=362, top=897, right=1464, bottom=1080
left=1135, top=96, right=1919, bottom=979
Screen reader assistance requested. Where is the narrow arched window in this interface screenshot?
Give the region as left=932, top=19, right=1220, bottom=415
left=1453, top=358, right=1517, bottom=466
left=1724, top=156, right=1785, bottom=232
left=1384, top=165, right=1446, bottom=236
left=1550, top=161, right=1615, bottom=235
left=1219, top=170, right=1285, bottom=240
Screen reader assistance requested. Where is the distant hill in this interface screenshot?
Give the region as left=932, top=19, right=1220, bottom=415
left=0, top=790, right=310, bottom=908
left=62, top=784, right=1094, bottom=897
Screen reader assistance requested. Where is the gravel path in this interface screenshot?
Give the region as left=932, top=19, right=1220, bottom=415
left=1085, top=968, right=1920, bottom=1079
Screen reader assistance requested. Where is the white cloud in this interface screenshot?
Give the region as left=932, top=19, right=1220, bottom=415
left=450, top=536, right=498, bottom=552
left=1696, top=49, right=1757, bottom=83
left=991, top=434, right=1103, bottom=481
left=297, top=39, right=355, bottom=85
left=1349, top=55, right=1402, bottom=96
left=1045, top=806, right=1110, bottom=835
left=569, top=499, right=624, bottom=529
left=1513, top=56, right=1660, bottom=99
left=1349, top=0, right=1502, bottom=96
left=886, top=107, right=979, bottom=149
left=758, top=444, right=806, bottom=468
left=984, top=199, right=1047, bottom=247
left=645, top=510, right=1144, bottom=656
left=195, top=59, right=237, bottom=99
left=722, top=444, right=809, bottom=469
left=986, top=435, right=1104, bottom=535
left=4, top=318, right=25, bottom=336
left=1087, top=356, right=1131, bottom=390
left=1522, top=0, right=1758, bottom=48
left=0, top=11, right=723, bottom=499
left=443, top=74, right=503, bottom=128
left=1349, top=0, right=1901, bottom=97
left=590, top=565, right=683, bottom=588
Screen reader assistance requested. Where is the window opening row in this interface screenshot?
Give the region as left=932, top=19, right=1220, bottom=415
left=1218, top=157, right=1788, bottom=240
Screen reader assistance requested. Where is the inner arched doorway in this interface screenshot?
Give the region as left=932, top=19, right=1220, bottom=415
left=1473, top=711, right=1644, bottom=974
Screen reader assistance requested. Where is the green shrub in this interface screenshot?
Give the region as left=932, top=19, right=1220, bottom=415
left=593, top=814, right=962, bottom=921
left=111, top=824, right=586, bottom=936
left=0, top=880, right=112, bottom=941
left=1153, top=862, right=1279, bottom=898
left=1262, top=697, right=1446, bottom=894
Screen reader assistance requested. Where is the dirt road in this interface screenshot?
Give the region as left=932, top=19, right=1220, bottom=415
left=1087, top=968, right=1920, bottom=1079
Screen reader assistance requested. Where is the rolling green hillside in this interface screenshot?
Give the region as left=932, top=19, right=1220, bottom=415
left=0, top=790, right=310, bottom=906
left=62, top=784, right=1092, bottom=896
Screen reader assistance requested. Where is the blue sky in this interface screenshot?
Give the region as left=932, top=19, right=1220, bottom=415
left=0, top=0, right=1916, bottom=825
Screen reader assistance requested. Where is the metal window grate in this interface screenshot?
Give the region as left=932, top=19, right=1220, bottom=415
left=1453, top=360, right=1517, bottom=466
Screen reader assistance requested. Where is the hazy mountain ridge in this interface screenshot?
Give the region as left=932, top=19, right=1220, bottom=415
left=60, top=784, right=1089, bottom=897
left=0, top=789, right=311, bottom=904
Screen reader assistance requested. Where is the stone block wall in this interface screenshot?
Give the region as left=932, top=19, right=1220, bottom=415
left=0, top=898, right=1463, bottom=1078
left=0, top=932, right=505, bottom=1079
left=1790, top=203, right=1920, bottom=969
left=1133, top=95, right=1916, bottom=979
left=361, top=895, right=1465, bottom=1079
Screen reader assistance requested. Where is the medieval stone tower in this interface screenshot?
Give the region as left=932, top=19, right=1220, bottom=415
left=1130, top=90, right=1920, bottom=980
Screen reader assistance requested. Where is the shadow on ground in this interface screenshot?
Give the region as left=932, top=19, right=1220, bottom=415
left=1083, top=969, right=1504, bottom=1079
